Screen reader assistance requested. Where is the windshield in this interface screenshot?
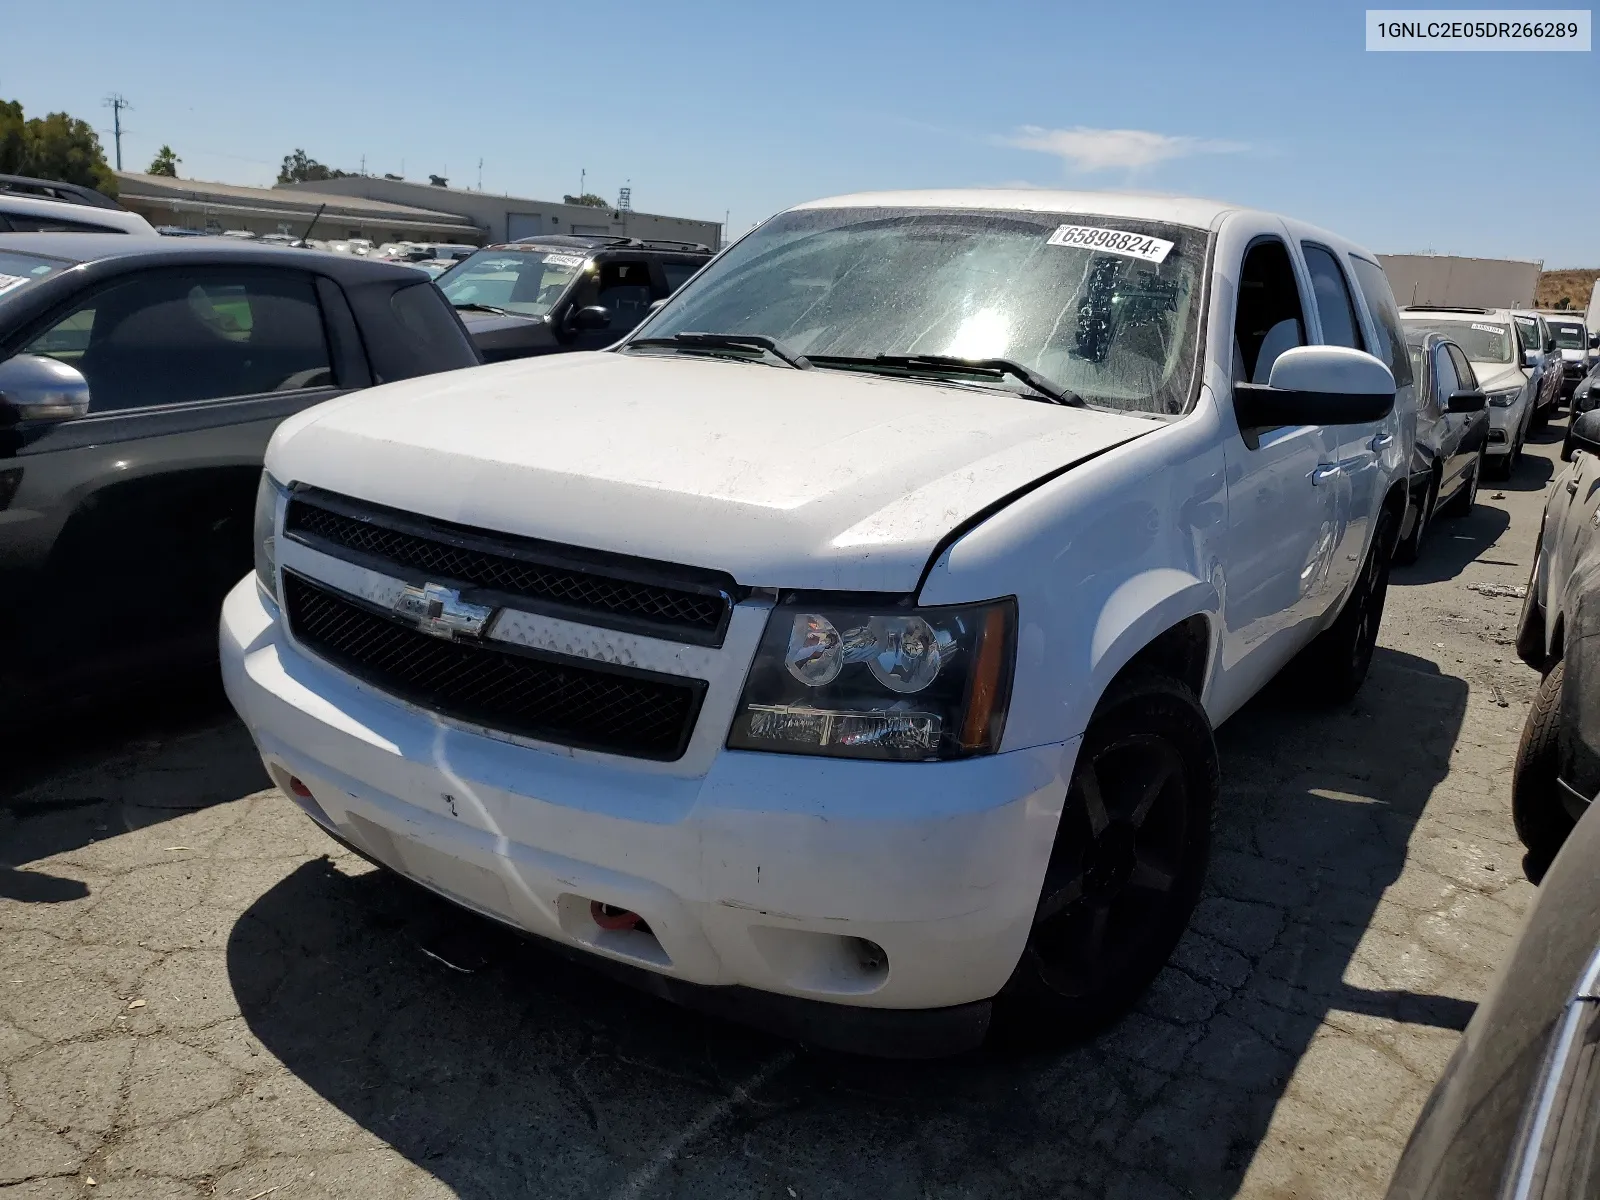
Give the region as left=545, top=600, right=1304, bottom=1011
left=437, top=247, right=586, bottom=317
left=0, top=250, right=69, bottom=297
left=1404, top=320, right=1513, bottom=363
left=631, top=207, right=1208, bottom=415
left=1549, top=322, right=1586, bottom=349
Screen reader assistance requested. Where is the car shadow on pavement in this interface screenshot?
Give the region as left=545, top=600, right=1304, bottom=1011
left=1497, top=451, right=1555, bottom=493
left=2, top=681, right=267, bottom=904
left=228, top=645, right=1471, bottom=1199
left=1391, top=501, right=1511, bottom=586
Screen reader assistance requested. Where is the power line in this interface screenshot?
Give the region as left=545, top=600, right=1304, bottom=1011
left=102, top=94, right=131, bottom=171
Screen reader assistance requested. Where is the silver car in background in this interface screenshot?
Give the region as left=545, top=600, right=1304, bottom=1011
left=1401, top=306, right=1533, bottom=477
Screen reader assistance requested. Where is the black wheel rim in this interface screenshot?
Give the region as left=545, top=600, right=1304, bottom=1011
left=1029, top=735, right=1189, bottom=998
left=1349, top=518, right=1392, bottom=676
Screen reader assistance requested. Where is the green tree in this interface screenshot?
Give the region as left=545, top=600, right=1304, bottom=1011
left=277, top=148, right=349, bottom=184
left=147, top=144, right=180, bottom=177
left=0, top=99, right=116, bottom=197
left=563, top=193, right=609, bottom=208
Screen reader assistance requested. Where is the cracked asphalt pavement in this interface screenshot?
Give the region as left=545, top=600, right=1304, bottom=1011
left=0, top=431, right=1570, bottom=1199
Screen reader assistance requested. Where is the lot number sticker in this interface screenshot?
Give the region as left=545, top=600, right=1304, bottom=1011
left=1472, top=323, right=1505, bottom=335
left=543, top=253, right=585, bottom=268
left=0, top=273, right=29, bottom=296
left=1047, top=225, right=1174, bottom=264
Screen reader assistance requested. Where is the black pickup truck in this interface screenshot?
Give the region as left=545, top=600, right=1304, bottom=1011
left=0, top=233, right=480, bottom=713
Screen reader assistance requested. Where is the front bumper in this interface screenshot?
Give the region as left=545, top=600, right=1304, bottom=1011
left=220, top=578, right=1076, bottom=1040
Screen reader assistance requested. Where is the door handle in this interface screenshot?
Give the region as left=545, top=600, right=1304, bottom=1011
left=1310, top=463, right=1340, bottom=486
left=1369, top=432, right=1394, bottom=451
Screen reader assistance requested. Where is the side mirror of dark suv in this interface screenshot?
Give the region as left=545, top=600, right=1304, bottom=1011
left=569, top=305, right=612, bottom=332
left=1565, top=410, right=1600, bottom=462
left=1446, top=389, right=1486, bottom=413
left=0, top=354, right=90, bottom=425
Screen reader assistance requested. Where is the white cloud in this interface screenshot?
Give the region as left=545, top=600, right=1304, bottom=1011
left=1001, top=125, right=1248, bottom=172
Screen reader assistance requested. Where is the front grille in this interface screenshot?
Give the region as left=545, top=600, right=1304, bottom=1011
left=283, top=572, right=705, bottom=760
left=284, top=489, right=734, bottom=646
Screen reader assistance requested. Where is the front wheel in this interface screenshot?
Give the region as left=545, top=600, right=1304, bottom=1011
left=1513, top=660, right=1572, bottom=867
left=992, top=672, right=1217, bottom=1044
left=1439, top=448, right=1482, bottom=519
left=1300, top=509, right=1398, bottom=703
left=1393, top=475, right=1436, bottom=564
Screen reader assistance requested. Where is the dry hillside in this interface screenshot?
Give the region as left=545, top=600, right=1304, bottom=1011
left=1536, top=268, right=1600, bottom=312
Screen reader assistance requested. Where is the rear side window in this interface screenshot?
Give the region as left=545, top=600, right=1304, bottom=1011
left=388, top=282, right=481, bottom=373
left=1348, top=257, right=1413, bottom=388
left=661, top=261, right=703, bottom=293
left=1301, top=245, right=1365, bottom=351
left=24, top=268, right=333, bottom=412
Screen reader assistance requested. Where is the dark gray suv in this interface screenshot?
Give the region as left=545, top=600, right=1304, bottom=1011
left=0, top=233, right=480, bottom=713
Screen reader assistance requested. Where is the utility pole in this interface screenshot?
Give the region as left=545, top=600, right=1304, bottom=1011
left=477, top=158, right=483, bottom=190
left=579, top=167, right=585, bottom=198
left=360, top=153, right=366, bottom=175
left=103, top=94, right=131, bottom=171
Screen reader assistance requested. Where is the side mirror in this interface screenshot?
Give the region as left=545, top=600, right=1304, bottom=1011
left=0, top=354, right=90, bottom=425
left=569, top=305, right=612, bottom=332
left=647, top=298, right=668, bottom=314
left=1446, top=388, right=1486, bottom=413
left=1524, top=349, right=1540, bottom=368
left=1234, top=345, right=1396, bottom=428
left=1564, top=410, right=1600, bottom=462
left=1546, top=338, right=1558, bottom=353
left=1590, top=333, right=1599, bottom=350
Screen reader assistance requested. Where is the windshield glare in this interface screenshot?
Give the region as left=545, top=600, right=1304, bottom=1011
left=437, top=247, right=586, bottom=316
left=1405, top=320, right=1513, bottom=363
left=1549, top=322, right=1586, bottom=349
left=632, top=207, right=1208, bottom=415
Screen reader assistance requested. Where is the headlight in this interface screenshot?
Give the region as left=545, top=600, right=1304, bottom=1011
left=1486, top=388, right=1519, bottom=408
left=253, top=472, right=288, bottom=601
left=727, top=598, right=1016, bottom=761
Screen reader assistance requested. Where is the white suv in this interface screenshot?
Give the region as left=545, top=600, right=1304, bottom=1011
left=1401, top=307, right=1533, bottom=476
left=221, top=190, right=1412, bottom=1054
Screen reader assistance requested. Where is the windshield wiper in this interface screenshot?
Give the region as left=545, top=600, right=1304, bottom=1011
left=807, top=353, right=1085, bottom=407
left=451, top=301, right=519, bottom=317
left=626, top=332, right=812, bottom=370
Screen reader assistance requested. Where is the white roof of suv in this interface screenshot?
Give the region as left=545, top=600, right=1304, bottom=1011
left=0, top=192, right=155, bottom=235
left=1401, top=305, right=1517, bottom=324
left=791, top=188, right=1239, bottom=231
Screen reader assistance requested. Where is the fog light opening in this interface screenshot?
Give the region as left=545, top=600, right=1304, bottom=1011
left=287, top=776, right=314, bottom=799
left=851, top=937, right=888, bottom=976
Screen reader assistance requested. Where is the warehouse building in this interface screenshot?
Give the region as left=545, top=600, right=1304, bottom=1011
left=114, top=172, right=482, bottom=244
left=280, top=175, right=722, bottom=248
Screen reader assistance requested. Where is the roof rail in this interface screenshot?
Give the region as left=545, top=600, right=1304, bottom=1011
left=0, top=173, right=124, bottom=211
left=634, top=239, right=712, bottom=253
left=510, top=233, right=633, bottom=248
left=1402, top=305, right=1491, bottom=314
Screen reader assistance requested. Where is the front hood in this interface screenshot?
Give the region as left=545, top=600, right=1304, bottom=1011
left=1474, top=363, right=1526, bottom=393
left=458, top=310, right=548, bottom=335
left=269, top=352, right=1161, bottom=592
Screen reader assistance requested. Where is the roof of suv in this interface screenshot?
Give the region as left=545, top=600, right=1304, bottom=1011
left=0, top=231, right=430, bottom=283
left=790, top=188, right=1241, bottom=230
left=507, top=234, right=712, bottom=254
left=1401, top=305, right=1518, bottom=322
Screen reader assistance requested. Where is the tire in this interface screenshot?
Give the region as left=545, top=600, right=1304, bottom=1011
left=1299, top=508, right=1398, bottom=703
left=991, top=672, right=1217, bottom=1044
left=1513, top=660, right=1572, bottom=865
left=1393, top=474, right=1437, bottom=564
left=1438, top=448, right=1482, bottom=519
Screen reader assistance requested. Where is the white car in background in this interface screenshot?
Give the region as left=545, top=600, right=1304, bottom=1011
left=1401, top=306, right=1533, bottom=476
left=0, top=191, right=155, bottom=236
left=1540, top=312, right=1596, bottom=399
left=221, top=189, right=1412, bottom=1054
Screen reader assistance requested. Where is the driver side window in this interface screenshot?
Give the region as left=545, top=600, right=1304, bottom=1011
left=1232, top=239, right=1305, bottom=386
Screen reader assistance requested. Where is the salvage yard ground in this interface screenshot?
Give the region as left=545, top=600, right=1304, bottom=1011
left=0, top=431, right=1568, bottom=1200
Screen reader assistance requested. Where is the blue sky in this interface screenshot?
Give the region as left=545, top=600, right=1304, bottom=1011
left=4, top=0, right=1597, bottom=263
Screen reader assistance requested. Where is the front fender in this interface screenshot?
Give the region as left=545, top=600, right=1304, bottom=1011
left=1089, top=568, right=1220, bottom=702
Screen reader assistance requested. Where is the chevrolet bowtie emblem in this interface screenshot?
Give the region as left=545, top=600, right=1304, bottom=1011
left=393, top=583, right=495, bottom=640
